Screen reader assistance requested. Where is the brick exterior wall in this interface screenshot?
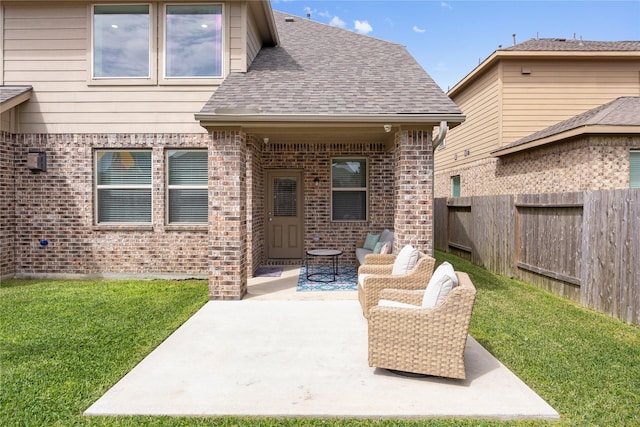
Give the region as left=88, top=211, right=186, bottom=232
left=260, top=140, right=395, bottom=265
left=435, top=135, right=640, bottom=197
left=1, top=131, right=16, bottom=279
left=11, top=133, right=210, bottom=278
left=393, top=130, right=434, bottom=255
left=5, top=129, right=437, bottom=300
left=208, top=130, right=248, bottom=300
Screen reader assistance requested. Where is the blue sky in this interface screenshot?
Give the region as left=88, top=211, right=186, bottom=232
left=270, top=0, right=640, bottom=91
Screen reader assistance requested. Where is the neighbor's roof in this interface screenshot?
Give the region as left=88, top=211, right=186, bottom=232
left=0, top=86, right=33, bottom=113
left=501, top=38, right=640, bottom=52
left=492, top=96, right=640, bottom=157
left=449, top=38, right=640, bottom=97
left=197, top=11, right=463, bottom=125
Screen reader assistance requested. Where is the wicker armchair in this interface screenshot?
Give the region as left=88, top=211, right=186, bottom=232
left=357, top=252, right=435, bottom=319
left=367, top=272, right=477, bottom=379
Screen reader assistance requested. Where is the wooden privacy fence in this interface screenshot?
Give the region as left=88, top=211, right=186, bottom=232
left=434, top=189, right=640, bottom=325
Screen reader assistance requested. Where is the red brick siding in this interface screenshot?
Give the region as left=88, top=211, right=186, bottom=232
left=1, top=132, right=16, bottom=278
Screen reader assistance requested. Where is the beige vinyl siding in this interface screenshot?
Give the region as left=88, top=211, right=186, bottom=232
left=501, top=59, right=640, bottom=145
left=2, top=1, right=245, bottom=134
left=228, top=2, right=245, bottom=73
left=246, top=9, right=261, bottom=68
left=436, top=64, right=500, bottom=170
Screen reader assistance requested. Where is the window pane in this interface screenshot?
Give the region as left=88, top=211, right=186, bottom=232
left=166, top=5, right=222, bottom=77
left=97, top=151, right=151, bottom=185
left=332, top=191, right=366, bottom=221
left=631, top=150, right=640, bottom=188
left=168, top=151, right=207, bottom=185
left=93, top=5, right=150, bottom=78
left=332, top=159, right=366, bottom=188
left=98, top=189, right=152, bottom=223
left=452, top=175, right=461, bottom=198
left=273, top=178, right=297, bottom=217
left=169, top=189, right=208, bottom=223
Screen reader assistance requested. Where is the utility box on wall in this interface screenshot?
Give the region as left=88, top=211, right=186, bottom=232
left=27, top=150, right=47, bottom=172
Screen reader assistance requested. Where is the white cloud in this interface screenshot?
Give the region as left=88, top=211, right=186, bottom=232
left=329, top=15, right=346, bottom=29
left=413, top=25, right=426, bottom=33
left=441, top=2, right=453, bottom=10
left=353, top=20, right=373, bottom=35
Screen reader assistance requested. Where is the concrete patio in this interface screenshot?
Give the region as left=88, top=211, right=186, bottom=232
left=85, top=266, right=559, bottom=420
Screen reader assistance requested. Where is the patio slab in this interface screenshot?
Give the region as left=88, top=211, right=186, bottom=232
left=85, top=299, right=559, bottom=420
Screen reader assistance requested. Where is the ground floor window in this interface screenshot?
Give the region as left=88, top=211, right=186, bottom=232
left=95, top=150, right=152, bottom=224
left=631, top=150, right=640, bottom=188
left=167, top=150, right=208, bottom=223
left=331, top=158, right=367, bottom=221
left=452, top=175, right=461, bottom=197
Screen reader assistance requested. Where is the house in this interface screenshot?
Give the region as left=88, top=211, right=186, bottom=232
left=0, top=1, right=464, bottom=299
left=434, top=38, right=640, bottom=197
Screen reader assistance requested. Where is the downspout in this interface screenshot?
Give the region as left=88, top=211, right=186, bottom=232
left=432, top=121, right=448, bottom=149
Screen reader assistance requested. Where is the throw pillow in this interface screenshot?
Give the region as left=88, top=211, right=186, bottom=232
left=373, top=241, right=385, bottom=254
left=422, top=261, right=458, bottom=308
left=379, top=242, right=391, bottom=254
left=363, top=233, right=380, bottom=251
left=391, top=244, right=420, bottom=275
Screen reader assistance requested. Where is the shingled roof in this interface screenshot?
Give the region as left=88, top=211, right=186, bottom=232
left=197, top=11, right=462, bottom=124
left=501, top=38, right=640, bottom=52
left=492, top=96, right=640, bottom=157
left=0, top=86, right=32, bottom=113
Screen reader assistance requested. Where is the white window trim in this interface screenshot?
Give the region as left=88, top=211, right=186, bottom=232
left=158, top=2, right=226, bottom=86
left=331, top=157, right=369, bottom=222
left=87, top=3, right=158, bottom=86
left=165, top=149, right=208, bottom=225
left=94, top=149, right=153, bottom=226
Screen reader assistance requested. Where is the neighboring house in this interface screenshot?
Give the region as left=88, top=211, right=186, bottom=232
left=435, top=38, right=640, bottom=197
left=0, top=1, right=464, bottom=299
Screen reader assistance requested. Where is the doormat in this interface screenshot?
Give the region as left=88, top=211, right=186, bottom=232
left=253, top=266, right=283, bottom=278
left=297, top=265, right=358, bottom=292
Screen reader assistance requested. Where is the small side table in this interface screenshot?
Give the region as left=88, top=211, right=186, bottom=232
left=305, top=249, right=343, bottom=282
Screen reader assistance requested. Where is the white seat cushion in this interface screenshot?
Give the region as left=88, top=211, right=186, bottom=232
left=391, top=245, right=420, bottom=276
left=358, top=273, right=371, bottom=287
left=355, top=248, right=372, bottom=265
left=378, top=299, right=419, bottom=309
left=422, top=261, right=458, bottom=308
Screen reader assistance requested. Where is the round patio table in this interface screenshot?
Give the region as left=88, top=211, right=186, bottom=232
left=305, top=249, right=343, bottom=282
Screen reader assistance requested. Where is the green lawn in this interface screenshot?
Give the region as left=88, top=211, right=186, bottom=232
left=1, top=252, right=639, bottom=426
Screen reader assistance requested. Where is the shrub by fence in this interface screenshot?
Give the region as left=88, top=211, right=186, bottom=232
left=434, top=189, right=639, bottom=325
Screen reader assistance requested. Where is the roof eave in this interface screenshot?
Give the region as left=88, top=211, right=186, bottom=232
left=0, top=89, right=33, bottom=113
left=195, top=113, right=466, bottom=129
left=492, top=124, right=640, bottom=157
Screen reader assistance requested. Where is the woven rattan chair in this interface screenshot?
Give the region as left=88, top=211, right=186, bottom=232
left=357, top=252, right=435, bottom=319
left=367, top=271, right=476, bottom=379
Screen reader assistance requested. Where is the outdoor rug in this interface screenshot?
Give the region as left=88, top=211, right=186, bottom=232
left=253, top=266, right=283, bottom=278
left=297, top=265, right=358, bottom=291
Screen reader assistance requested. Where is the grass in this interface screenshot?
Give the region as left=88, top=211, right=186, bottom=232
left=1, top=252, right=639, bottom=426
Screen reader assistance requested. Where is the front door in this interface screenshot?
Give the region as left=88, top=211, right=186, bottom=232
left=266, top=170, right=303, bottom=259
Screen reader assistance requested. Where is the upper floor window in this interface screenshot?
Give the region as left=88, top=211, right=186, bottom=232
left=93, top=5, right=151, bottom=79
left=167, top=150, right=208, bottom=223
left=165, top=4, right=223, bottom=78
left=332, top=159, right=368, bottom=221
left=95, top=150, right=152, bottom=224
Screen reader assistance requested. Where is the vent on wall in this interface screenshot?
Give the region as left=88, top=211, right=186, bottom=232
left=27, top=149, right=47, bottom=172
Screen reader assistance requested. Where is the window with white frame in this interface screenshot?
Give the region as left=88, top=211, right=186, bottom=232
left=167, top=150, right=208, bottom=224
left=95, top=150, right=152, bottom=224
left=331, top=158, right=367, bottom=221
left=92, top=4, right=151, bottom=79
left=164, top=4, right=223, bottom=78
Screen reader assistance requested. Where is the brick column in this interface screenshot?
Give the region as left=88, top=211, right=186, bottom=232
left=393, top=129, right=434, bottom=255
left=208, top=130, right=247, bottom=300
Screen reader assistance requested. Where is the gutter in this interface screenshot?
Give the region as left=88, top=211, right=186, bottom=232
left=195, top=112, right=465, bottom=128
